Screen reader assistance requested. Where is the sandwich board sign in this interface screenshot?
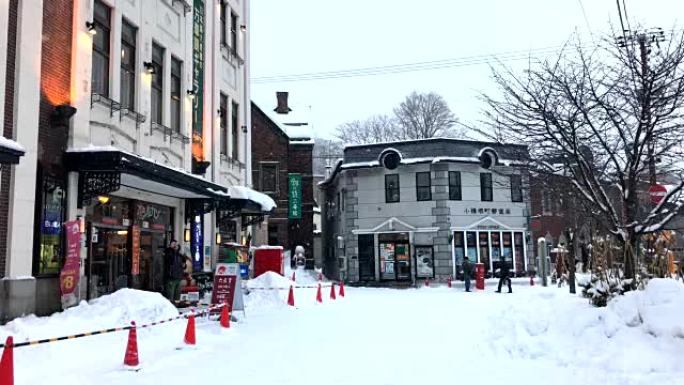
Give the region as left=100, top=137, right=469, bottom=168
left=211, top=262, right=244, bottom=312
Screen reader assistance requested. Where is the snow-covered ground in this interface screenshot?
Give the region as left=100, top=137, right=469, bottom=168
left=2, top=273, right=684, bottom=385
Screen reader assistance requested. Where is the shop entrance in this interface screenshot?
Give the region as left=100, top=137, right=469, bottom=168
left=90, top=226, right=129, bottom=297
left=378, top=233, right=411, bottom=281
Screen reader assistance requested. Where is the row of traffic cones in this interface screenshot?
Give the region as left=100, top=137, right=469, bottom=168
left=122, top=302, right=232, bottom=370
left=286, top=280, right=345, bottom=307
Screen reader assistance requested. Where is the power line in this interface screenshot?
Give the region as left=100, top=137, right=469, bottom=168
left=251, top=45, right=595, bottom=84
left=576, top=0, right=593, bottom=34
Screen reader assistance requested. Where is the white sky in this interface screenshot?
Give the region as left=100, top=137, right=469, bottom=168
left=249, top=0, right=682, bottom=140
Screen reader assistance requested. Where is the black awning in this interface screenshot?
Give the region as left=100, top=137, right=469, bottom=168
left=0, top=142, right=24, bottom=165
left=65, top=149, right=228, bottom=206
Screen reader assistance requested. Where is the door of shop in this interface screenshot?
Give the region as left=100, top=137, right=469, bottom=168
left=358, top=234, right=375, bottom=280
left=90, top=226, right=129, bottom=297
left=139, top=230, right=167, bottom=293
left=378, top=233, right=411, bottom=281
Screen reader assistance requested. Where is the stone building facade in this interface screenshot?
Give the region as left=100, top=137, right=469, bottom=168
left=320, top=138, right=532, bottom=285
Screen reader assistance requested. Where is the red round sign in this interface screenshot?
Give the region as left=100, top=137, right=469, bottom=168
left=649, top=184, right=668, bottom=204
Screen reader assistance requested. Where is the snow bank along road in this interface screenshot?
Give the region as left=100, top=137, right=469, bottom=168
left=2, top=280, right=684, bottom=385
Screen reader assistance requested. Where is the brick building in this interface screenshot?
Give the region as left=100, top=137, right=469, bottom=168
left=1, top=0, right=272, bottom=322
left=251, top=93, right=315, bottom=268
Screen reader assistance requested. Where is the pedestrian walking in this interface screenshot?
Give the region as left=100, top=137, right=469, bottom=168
left=462, top=256, right=473, bottom=292
left=164, top=239, right=184, bottom=302
left=496, top=256, right=512, bottom=293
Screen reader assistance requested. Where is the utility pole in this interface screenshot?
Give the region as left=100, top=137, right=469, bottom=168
left=616, top=28, right=666, bottom=186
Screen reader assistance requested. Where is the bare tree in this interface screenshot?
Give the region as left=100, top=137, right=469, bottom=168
left=483, top=31, right=684, bottom=286
left=334, top=114, right=397, bottom=144
left=394, top=92, right=461, bottom=139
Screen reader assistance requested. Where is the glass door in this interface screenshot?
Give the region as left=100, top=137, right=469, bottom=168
left=379, top=242, right=396, bottom=280
left=91, top=227, right=129, bottom=297
left=395, top=242, right=411, bottom=280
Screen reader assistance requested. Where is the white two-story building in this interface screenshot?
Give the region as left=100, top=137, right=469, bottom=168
left=320, top=138, right=531, bottom=285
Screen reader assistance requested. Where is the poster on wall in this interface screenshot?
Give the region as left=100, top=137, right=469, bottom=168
left=60, top=220, right=81, bottom=309
left=415, top=246, right=434, bottom=278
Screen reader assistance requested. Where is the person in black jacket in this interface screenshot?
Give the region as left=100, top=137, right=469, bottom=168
left=462, top=256, right=473, bottom=292
left=164, top=240, right=184, bottom=301
left=496, top=256, right=512, bottom=293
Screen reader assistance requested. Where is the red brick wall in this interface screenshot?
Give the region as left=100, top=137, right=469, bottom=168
left=31, top=0, right=73, bottom=278
left=251, top=103, right=315, bottom=264
left=0, top=0, right=19, bottom=277
left=251, top=104, right=290, bottom=248
left=288, top=143, right=314, bottom=266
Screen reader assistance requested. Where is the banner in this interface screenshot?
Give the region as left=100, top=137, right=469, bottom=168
left=288, top=173, right=302, bottom=219
left=191, top=0, right=205, bottom=162
left=191, top=214, right=204, bottom=271
left=131, top=225, right=140, bottom=275
left=60, top=220, right=81, bottom=308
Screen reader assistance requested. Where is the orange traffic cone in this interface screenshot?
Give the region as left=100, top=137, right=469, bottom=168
left=339, top=280, right=345, bottom=297
left=330, top=283, right=337, bottom=300
left=447, top=275, right=452, bottom=288
left=291, top=271, right=296, bottom=282
left=123, top=321, right=139, bottom=368
left=316, top=283, right=323, bottom=303
left=287, top=285, right=296, bottom=306
left=0, top=336, right=13, bottom=385
left=184, top=312, right=196, bottom=345
left=220, top=303, right=230, bottom=328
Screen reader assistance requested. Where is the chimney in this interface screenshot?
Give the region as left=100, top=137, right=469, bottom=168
left=274, top=91, right=292, bottom=114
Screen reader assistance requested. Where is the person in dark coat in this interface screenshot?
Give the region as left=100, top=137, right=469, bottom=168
left=462, top=256, right=473, bottom=292
left=164, top=240, right=184, bottom=302
left=496, top=256, right=512, bottom=293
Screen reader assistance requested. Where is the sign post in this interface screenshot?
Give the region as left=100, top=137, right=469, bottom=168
left=288, top=173, right=302, bottom=219
left=60, top=220, right=81, bottom=308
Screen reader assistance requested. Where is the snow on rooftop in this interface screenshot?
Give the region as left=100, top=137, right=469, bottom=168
left=229, top=185, right=277, bottom=212
left=0, top=136, right=25, bottom=153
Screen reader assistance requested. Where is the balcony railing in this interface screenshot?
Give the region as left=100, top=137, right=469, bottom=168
left=91, top=93, right=146, bottom=130
left=150, top=121, right=190, bottom=144
left=221, top=43, right=245, bottom=66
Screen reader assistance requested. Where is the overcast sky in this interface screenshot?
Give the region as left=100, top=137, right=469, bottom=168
left=249, top=0, right=682, bottom=140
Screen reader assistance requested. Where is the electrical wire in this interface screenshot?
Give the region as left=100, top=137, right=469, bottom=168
left=251, top=44, right=596, bottom=84
left=576, top=0, right=593, bottom=35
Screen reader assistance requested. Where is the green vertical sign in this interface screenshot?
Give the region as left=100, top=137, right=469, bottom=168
left=289, top=173, right=302, bottom=219
left=191, top=0, right=205, bottom=157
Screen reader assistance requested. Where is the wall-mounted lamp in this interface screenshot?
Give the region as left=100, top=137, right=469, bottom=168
left=184, top=227, right=191, bottom=242
left=215, top=231, right=222, bottom=245
left=97, top=195, right=110, bottom=204
left=240, top=24, right=247, bottom=32
left=143, top=62, right=156, bottom=75
left=76, top=215, right=86, bottom=234
left=241, top=125, right=247, bottom=134
left=86, top=21, right=97, bottom=35
left=186, top=89, right=196, bottom=99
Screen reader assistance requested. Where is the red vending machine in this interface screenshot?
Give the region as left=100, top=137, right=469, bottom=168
left=253, top=246, right=284, bottom=277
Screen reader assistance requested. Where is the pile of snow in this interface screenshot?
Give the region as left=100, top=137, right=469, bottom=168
left=247, top=271, right=293, bottom=289
left=0, top=289, right=178, bottom=342
left=487, top=279, right=684, bottom=374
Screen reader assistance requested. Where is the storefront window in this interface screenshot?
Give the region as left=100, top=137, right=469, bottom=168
left=466, top=231, right=477, bottom=264
left=491, top=232, right=501, bottom=272
left=514, top=232, right=525, bottom=272
left=453, top=232, right=465, bottom=276
left=379, top=242, right=395, bottom=280
left=37, top=178, right=66, bottom=275
left=479, top=232, right=490, bottom=270
left=415, top=246, right=434, bottom=278
left=503, top=232, right=513, bottom=266
left=379, top=233, right=409, bottom=280
left=135, top=201, right=171, bottom=231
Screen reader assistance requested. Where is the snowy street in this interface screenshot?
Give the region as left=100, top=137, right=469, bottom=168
left=3, top=275, right=684, bottom=385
